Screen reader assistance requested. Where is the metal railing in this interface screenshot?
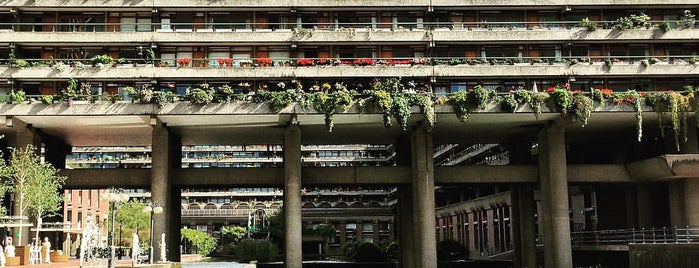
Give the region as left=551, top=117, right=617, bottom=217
left=4, top=55, right=698, bottom=69
left=0, top=20, right=693, bottom=33
left=569, top=226, right=699, bottom=245
left=181, top=208, right=278, bottom=218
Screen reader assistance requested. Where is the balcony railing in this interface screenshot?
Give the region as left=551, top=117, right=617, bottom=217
left=569, top=226, right=699, bottom=245
left=3, top=55, right=698, bottom=69
left=181, top=208, right=278, bottom=218
left=0, top=21, right=694, bottom=33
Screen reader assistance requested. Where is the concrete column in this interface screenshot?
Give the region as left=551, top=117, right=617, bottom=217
left=669, top=180, right=687, bottom=227
left=356, top=222, right=364, bottom=241
left=625, top=187, right=639, bottom=229
left=684, top=179, right=699, bottom=226
left=636, top=185, right=655, bottom=228
left=486, top=208, right=495, bottom=254
left=511, top=189, right=524, bottom=268
left=151, top=121, right=181, bottom=262
left=338, top=221, right=346, bottom=246
left=284, top=124, right=302, bottom=268
left=372, top=221, right=380, bottom=242
left=410, top=128, right=437, bottom=268
left=538, top=120, right=572, bottom=268
left=466, top=212, right=476, bottom=258
left=44, top=138, right=71, bottom=170
left=398, top=187, right=415, bottom=268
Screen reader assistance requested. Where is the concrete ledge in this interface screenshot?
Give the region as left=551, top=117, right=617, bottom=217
left=629, top=243, right=699, bottom=268
left=2, top=62, right=697, bottom=80
left=432, top=28, right=699, bottom=42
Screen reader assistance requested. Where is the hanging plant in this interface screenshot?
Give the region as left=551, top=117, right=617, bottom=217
left=645, top=91, right=691, bottom=151
left=392, top=94, right=412, bottom=131
left=571, top=92, right=594, bottom=127
left=547, top=88, right=573, bottom=115
left=153, top=91, right=176, bottom=108
left=409, top=94, right=435, bottom=130
left=186, top=84, right=215, bottom=105
left=500, top=89, right=531, bottom=113
left=447, top=85, right=493, bottom=123
left=591, top=88, right=613, bottom=104
left=257, top=89, right=298, bottom=113
left=371, top=90, right=394, bottom=128
left=530, top=92, right=549, bottom=119
left=311, top=90, right=353, bottom=132
left=610, top=90, right=644, bottom=142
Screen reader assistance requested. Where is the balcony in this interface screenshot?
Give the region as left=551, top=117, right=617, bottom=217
left=0, top=0, right=694, bottom=9
left=1, top=56, right=696, bottom=80
left=1, top=22, right=697, bottom=45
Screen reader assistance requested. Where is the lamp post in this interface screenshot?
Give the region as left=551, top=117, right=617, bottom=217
left=144, top=202, right=163, bottom=264
left=101, top=188, right=130, bottom=268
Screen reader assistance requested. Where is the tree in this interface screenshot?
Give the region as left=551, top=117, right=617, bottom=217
left=115, top=201, right=149, bottom=234
left=0, top=145, right=65, bottom=245
left=181, top=228, right=217, bottom=257
left=220, top=225, right=247, bottom=245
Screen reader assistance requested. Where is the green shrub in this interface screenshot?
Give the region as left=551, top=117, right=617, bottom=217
left=181, top=228, right=218, bottom=257
left=353, top=242, right=386, bottom=262
left=233, top=239, right=278, bottom=263
left=10, top=90, right=26, bottom=104
left=437, top=239, right=469, bottom=261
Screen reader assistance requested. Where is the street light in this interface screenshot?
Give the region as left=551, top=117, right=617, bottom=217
left=101, top=188, right=130, bottom=268
left=143, top=202, right=163, bottom=264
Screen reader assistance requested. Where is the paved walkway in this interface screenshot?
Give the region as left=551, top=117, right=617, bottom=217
left=4, top=258, right=139, bottom=267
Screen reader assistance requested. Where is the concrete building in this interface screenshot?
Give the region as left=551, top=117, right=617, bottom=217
left=0, top=0, right=698, bottom=267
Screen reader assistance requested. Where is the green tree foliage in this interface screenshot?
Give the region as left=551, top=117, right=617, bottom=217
left=220, top=225, right=247, bottom=245
left=0, top=145, right=65, bottom=244
left=115, top=201, right=150, bottom=236
left=233, top=239, right=278, bottom=263
left=181, top=228, right=218, bottom=256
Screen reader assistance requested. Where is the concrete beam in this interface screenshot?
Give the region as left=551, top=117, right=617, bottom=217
left=62, top=164, right=638, bottom=189
left=626, top=154, right=699, bottom=180
left=62, top=168, right=151, bottom=188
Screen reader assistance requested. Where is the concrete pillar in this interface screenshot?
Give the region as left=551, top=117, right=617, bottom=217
left=284, top=124, right=302, bottom=268
left=486, top=208, right=495, bottom=254
left=356, top=222, right=364, bottom=241
left=466, top=212, right=476, bottom=257
left=538, top=120, right=572, bottom=268
left=669, top=180, right=687, bottom=227
left=151, top=121, right=181, bottom=262
left=338, top=221, right=347, bottom=245
left=684, top=179, right=699, bottom=226
left=410, top=128, right=436, bottom=268
left=625, top=187, right=639, bottom=229
left=636, top=185, right=655, bottom=228
left=44, top=138, right=71, bottom=169
left=372, top=221, right=380, bottom=242
left=398, top=187, right=415, bottom=268
left=518, top=187, right=538, bottom=268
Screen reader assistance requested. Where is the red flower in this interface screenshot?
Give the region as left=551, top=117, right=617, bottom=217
left=546, top=86, right=556, bottom=93
left=296, top=58, right=315, bottom=66
left=257, top=57, right=273, bottom=65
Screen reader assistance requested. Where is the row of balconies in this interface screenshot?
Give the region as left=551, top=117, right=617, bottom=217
left=5, top=58, right=697, bottom=80
left=0, top=0, right=693, bottom=8
left=2, top=26, right=697, bottom=43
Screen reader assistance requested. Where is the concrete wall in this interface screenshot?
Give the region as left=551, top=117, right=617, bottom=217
left=1, top=62, right=696, bottom=80
left=3, top=0, right=696, bottom=8
left=629, top=243, right=699, bottom=268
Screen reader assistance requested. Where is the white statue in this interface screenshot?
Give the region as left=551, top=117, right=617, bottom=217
left=132, top=233, right=140, bottom=266
left=42, top=237, right=51, bottom=264
left=160, top=233, right=166, bottom=262
left=0, top=245, right=6, bottom=267
left=4, top=244, right=14, bottom=258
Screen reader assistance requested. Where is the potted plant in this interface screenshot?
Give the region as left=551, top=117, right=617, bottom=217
left=296, top=58, right=315, bottom=66
left=217, top=58, right=233, bottom=68
left=257, top=57, right=273, bottom=67
left=176, top=57, right=192, bottom=67
left=239, top=59, right=253, bottom=67
left=62, top=78, right=79, bottom=106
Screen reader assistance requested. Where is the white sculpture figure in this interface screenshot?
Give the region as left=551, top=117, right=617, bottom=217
left=4, top=243, right=14, bottom=258
left=160, top=233, right=166, bottom=262
left=132, top=233, right=140, bottom=266
left=28, top=240, right=39, bottom=264
left=0, top=245, right=6, bottom=267
left=42, top=237, right=51, bottom=263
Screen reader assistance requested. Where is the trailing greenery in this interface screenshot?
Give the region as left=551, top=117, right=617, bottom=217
left=62, top=78, right=79, bottom=100
left=645, top=91, right=692, bottom=151
left=309, top=90, right=353, bottom=132
left=186, top=83, right=215, bottom=105
left=531, top=92, right=549, bottom=119
left=10, top=90, right=26, bottom=104
left=447, top=85, right=494, bottom=123
left=578, top=17, right=598, bottom=31
left=501, top=89, right=532, bottom=113
left=612, top=13, right=651, bottom=30
left=153, top=91, right=176, bottom=108
left=181, top=228, right=218, bottom=257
